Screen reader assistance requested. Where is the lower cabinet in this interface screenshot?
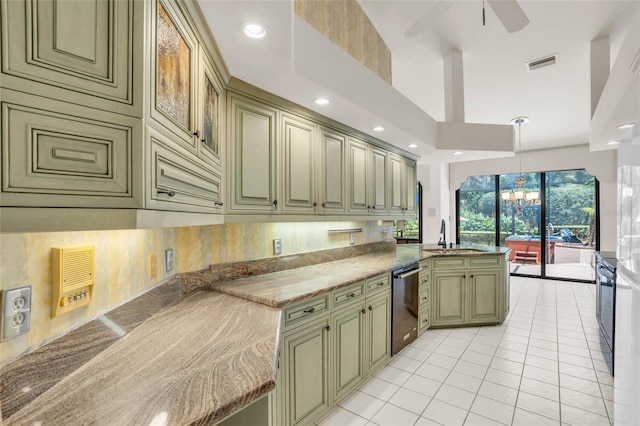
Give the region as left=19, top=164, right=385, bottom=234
left=364, top=291, right=391, bottom=376
left=281, top=316, right=331, bottom=426
left=331, top=301, right=365, bottom=405
left=431, top=262, right=505, bottom=328
left=276, top=285, right=391, bottom=426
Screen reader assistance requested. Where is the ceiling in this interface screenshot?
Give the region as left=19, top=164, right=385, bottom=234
left=197, top=0, right=639, bottom=164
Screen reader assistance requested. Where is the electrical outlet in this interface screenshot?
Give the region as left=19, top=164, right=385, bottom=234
left=273, top=238, right=282, bottom=255
left=165, top=248, right=174, bottom=272
left=2, top=285, right=31, bottom=341
left=149, top=254, right=157, bottom=278
left=349, top=233, right=356, bottom=245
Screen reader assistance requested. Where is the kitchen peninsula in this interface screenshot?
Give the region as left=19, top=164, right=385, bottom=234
left=1, top=243, right=509, bottom=426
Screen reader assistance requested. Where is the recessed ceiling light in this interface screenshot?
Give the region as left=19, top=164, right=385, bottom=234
left=617, top=123, right=634, bottom=130
left=314, top=98, right=330, bottom=106
left=453, top=151, right=464, bottom=155
left=243, top=23, right=266, bottom=39
left=606, top=141, right=619, bottom=145
left=408, top=143, right=418, bottom=148
left=373, top=126, right=385, bottom=132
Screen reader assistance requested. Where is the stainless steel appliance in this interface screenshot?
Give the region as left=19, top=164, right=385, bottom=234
left=595, top=251, right=616, bottom=368
left=391, top=262, right=422, bottom=355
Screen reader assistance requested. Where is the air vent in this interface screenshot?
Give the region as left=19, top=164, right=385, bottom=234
left=526, top=54, right=559, bottom=71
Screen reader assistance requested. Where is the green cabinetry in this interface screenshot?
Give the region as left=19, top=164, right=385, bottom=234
left=430, top=255, right=507, bottom=328
left=275, top=275, right=391, bottom=425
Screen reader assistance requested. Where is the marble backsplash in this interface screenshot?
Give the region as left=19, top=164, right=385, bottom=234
left=0, top=220, right=392, bottom=363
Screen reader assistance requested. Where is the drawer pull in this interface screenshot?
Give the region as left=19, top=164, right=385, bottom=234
left=322, top=202, right=327, bottom=208
left=303, top=307, right=315, bottom=314
left=214, top=201, right=224, bottom=207
left=368, top=305, right=373, bottom=311
left=421, top=296, right=428, bottom=301
left=158, top=189, right=176, bottom=197
left=361, top=308, right=366, bottom=314
left=376, top=282, right=385, bottom=287
left=325, top=325, right=330, bottom=331
left=346, top=292, right=356, bottom=298
left=423, top=318, right=429, bottom=323
left=313, top=202, right=317, bottom=208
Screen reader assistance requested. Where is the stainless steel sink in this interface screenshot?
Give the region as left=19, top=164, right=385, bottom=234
left=422, top=248, right=485, bottom=255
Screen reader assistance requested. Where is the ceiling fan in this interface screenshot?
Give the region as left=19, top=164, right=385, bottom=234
left=404, top=0, right=530, bottom=38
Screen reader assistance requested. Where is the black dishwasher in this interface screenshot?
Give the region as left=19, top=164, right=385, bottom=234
left=391, top=263, right=422, bottom=355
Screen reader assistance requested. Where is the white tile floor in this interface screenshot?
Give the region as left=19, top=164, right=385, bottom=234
left=317, top=277, right=614, bottom=426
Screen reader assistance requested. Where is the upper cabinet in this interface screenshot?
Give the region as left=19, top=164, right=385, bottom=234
left=1, top=0, right=143, bottom=117
left=317, top=127, right=347, bottom=214
left=227, top=93, right=278, bottom=213
left=389, top=154, right=417, bottom=216
left=347, top=137, right=370, bottom=214
left=369, top=147, right=388, bottom=214
left=281, top=114, right=318, bottom=214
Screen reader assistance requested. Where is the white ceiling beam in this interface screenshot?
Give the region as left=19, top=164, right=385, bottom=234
left=444, top=49, right=465, bottom=123
left=590, top=37, right=610, bottom=118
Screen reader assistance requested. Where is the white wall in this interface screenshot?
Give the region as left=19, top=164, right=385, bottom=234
left=418, top=163, right=452, bottom=244
left=448, top=144, right=618, bottom=251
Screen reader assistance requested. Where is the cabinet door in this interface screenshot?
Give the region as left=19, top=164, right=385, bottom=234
left=370, top=148, right=388, bottom=213
left=282, top=318, right=330, bottom=426
left=389, top=154, right=403, bottom=214
left=150, top=0, right=198, bottom=149
left=432, top=272, right=466, bottom=326
left=318, top=127, right=346, bottom=214
left=504, top=256, right=511, bottom=317
left=196, top=49, right=223, bottom=170
left=1, top=0, right=142, bottom=117
left=331, top=303, right=366, bottom=405
left=467, top=270, right=501, bottom=323
left=282, top=114, right=316, bottom=213
left=365, top=291, right=391, bottom=376
left=348, top=137, right=369, bottom=213
left=404, top=159, right=417, bottom=214
left=228, top=95, right=278, bottom=212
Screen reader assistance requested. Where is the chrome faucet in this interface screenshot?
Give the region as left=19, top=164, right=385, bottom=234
left=437, top=219, right=447, bottom=247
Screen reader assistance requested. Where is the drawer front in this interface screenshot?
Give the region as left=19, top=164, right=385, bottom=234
left=283, top=295, right=330, bottom=330
left=418, top=309, right=431, bottom=334
left=366, top=273, right=390, bottom=296
left=1, top=92, right=142, bottom=208
left=419, top=259, right=431, bottom=271
left=149, top=136, right=223, bottom=212
left=418, top=286, right=430, bottom=309
left=332, top=281, right=365, bottom=310
left=432, top=257, right=467, bottom=270
left=418, top=271, right=429, bottom=286
left=468, top=256, right=502, bottom=268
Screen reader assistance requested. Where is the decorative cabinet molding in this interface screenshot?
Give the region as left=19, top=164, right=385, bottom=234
left=347, top=137, right=370, bottom=214
left=370, top=147, right=388, bottom=214
left=1, top=0, right=143, bottom=117
left=0, top=89, right=143, bottom=209
left=228, top=93, right=278, bottom=213
left=281, top=113, right=317, bottom=214
left=317, top=127, right=346, bottom=214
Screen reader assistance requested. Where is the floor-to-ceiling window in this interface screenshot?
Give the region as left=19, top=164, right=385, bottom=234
left=456, top=169, right=598, bottom=282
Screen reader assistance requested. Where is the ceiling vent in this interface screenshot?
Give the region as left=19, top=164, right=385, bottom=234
left=526, top=54, right=559, bottom=71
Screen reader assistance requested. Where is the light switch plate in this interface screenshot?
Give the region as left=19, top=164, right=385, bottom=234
left=1, top=285, right=31, bottom=341
left=165, top=248, right=174, bottom=272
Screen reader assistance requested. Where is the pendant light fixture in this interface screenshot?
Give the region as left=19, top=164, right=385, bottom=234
left=502, top=116, right=538, bottom=212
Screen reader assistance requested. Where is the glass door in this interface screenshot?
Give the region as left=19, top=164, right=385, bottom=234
left=499, top=173, right=542, bottom=276
left=458, top=176, right=496, bottom=246
left=545, top=171, right=597, bottom=281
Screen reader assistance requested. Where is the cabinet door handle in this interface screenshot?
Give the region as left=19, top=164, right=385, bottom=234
left=313, top=202, right=317, bottom=208
left=367, top=205, right=371, bottom=209
left=463, top=275, right=466, bottom=279
left=422, top=296, right=427, bottom=301
left=470, top=275, right=474, bottom=278
left=361, top=308, right=366, bottom=314
left=346, top=292, right=355, bottom=298
left=193, top=130, right=200, bottom=138
left=303, top=307, right=315, bottom=313
left=325, top=325, right=330, bottom=331
left=372, top=205, right=376, bottom=209
left=200, top=138, right=207, bottom=145
left=368, top=305, right=373, bottom=311
left=158, top=189, right=176, bottom=197
left=273, top=200, right=278, bottom=206
left=322, top=202, right=327, bottom=208
left=423, top=318, right=429, bottom=323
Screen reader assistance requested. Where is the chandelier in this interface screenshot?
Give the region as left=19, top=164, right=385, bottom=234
left=501, top=116, right=538, bottom=211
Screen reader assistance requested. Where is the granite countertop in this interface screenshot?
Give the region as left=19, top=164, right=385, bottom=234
left=5, top=291, right=281, bottom=426
left=212, top=244, right=509, bottom=308
left=2, top=243, right=509, bottom=425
